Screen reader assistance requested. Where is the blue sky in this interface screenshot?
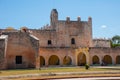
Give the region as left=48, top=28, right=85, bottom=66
left=0, top=0, right=120, bottom=38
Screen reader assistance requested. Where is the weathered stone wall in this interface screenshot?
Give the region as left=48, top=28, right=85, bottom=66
left=28, top=9, right=92, bottom=48
left=39, top=47, right=76, bottom=66
left=30, top=15, right=92, bottom=48
left=93, top=39, right=110, bottom=47
left=0, top=39, right=6, bottom=69
left=89, top=47, right=120, bottom=65
left=0, top=35, right=8, bottom=69
left=2, top=31, right=39, bottom=69
left=30, top=30, right=57, bottom=47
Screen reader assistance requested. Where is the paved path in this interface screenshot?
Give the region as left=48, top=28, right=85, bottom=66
left=0, top=71, right=120, bottom=80
left=53, top=77, right=120, bottom=80
left=0, top=66, right=120, bottom=80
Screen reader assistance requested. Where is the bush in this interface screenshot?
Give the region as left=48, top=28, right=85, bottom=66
left=111, top=44, right=120, bottom=48
left=85, top=64, right=89, bottom=70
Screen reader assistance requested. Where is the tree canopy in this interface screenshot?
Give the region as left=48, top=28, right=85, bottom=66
left=111, top=35, right=120, bottom=48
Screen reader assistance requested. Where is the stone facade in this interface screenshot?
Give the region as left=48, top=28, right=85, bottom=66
left=89, top=47, right=120, bottom=65
left=31, top=9, right=92, bottom=48
left=0, top=9, right=120, bottom=69
left=93, top=39, right=111, bottom=47
left=0, top=35, right=8, bottom=69
left=0, top=31, right=39, bottom=69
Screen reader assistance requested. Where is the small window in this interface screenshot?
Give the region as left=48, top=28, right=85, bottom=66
left=48, top=40, right=52, bottom=45
left=16, top=56, right=22, bottom=64
left=71, top=38, right=75, bottom=44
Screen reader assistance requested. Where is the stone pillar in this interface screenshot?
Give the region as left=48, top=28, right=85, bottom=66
left=75, top=50, right=78, bottom=66
left=112, top=56, right=115, bottom=65
left=99, top=57, right=102, bottom=65
left=45, top=57, right=49, bottom=67
left=86, top=52, right=90, bottom=65
left=75, top=57, right=78, bottom=66
left=36, top=56, right=40, bottom=69
left=89, top=55, right=92, bottom=65
left=114, top=55, right=117, bottom=65
left=60, top=57, right=63, bottom=66
left=72, top=55, right=76, bottom=66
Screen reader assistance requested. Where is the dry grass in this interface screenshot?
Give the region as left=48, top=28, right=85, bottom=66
left=0, top=67, right=120, bottom=76
left=10, top=73, right=120, bottom=80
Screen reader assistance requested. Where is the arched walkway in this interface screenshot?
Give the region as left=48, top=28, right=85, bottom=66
left=63, top=56, right=72, bottom=65
left=92, top=55, right=100, bottom=65
left=103, top=55, right=112, bottom=65
left=49, top=55, right=60, bottom=65
left=40, top=56, right=45, bottom=67
left=116, top=55, right=120, bottom=64
left=77, top=53, right=86, bottom=66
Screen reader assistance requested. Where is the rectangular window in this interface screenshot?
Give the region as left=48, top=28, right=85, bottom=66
left=71, top=38, right=75, bottom=44
left=48, top=40, right=52, bottom=45
left=16, top=56, right=22, bottom=64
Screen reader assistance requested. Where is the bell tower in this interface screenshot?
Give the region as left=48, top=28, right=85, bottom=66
left=50, top=9, right=58, bottom=29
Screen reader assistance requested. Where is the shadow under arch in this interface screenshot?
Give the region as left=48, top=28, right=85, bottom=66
left=63, top=56, right=72, bottom=65
left=116, top=55, right=120, bottom=64
left=103, top=55, right=112, bottom=65
left=40, top=56, right=45, bottom=67
left=77, top=52, right=86, bottom=66
left=92, top=55, right=100, bottom=65
left=49, top=55, right=60, bottom=65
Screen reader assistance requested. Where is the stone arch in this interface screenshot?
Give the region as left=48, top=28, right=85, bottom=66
left=77, top=52, right=86, bottom=66
left=49, top=55, right=60, bottom=65
left=40, top=56, right=45, bottom=67
left=20, top=26, right=28, bottom=32
left=116, top=55, right=120, bottom=64
left=63, top=56, right=72, bottom=65
left=92, top=55, right=100, bottom=65
left=103, top=55, right=112, bottom=65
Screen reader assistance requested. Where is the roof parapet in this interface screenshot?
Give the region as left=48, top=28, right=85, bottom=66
left=77, top=16, right=81, bottom=22
left=88, top=16, right=92, bottom=23
left=66, top=16, right=70, bottom=22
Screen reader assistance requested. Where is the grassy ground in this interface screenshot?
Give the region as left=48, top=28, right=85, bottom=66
left=0, top=66, right=120, bottom=80
left=0, top=66, right=120, bottom=76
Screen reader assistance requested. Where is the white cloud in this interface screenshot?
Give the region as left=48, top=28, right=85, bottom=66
left=101, top=25, right=107, bottom=28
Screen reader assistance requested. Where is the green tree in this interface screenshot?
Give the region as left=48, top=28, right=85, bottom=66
left=111, top=35, right=120, bottom=48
